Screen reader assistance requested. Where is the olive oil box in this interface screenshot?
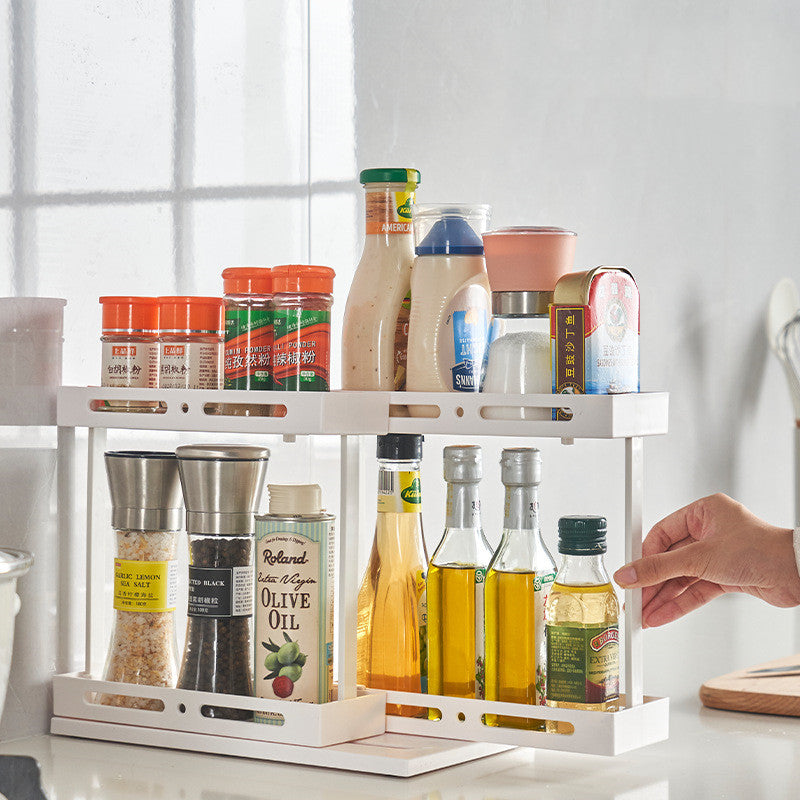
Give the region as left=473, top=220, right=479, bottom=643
left=550, top=266, right=639, bottom=420
left=254, top=485, right=334, bottom=720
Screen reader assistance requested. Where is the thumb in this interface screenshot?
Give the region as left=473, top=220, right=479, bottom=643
left=614, top=544, right=702, bottom=588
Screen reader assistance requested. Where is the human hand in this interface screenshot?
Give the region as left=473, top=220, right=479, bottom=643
left=613, top=493, right=800, bottom=627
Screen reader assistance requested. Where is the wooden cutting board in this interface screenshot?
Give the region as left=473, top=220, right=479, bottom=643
left=700, top=653, right=800, bottom=717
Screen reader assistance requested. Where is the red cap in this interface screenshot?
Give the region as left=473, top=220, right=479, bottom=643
left=157, top=296, right=224, bottom=336
left=271, top=265, right=335, bottom=294
left=99, top=296, right=159, bottom=334
left=222, top=267, right=273, bottom=295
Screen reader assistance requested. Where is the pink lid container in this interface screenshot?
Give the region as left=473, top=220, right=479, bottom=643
left=482, top=227, right=577, bottom=292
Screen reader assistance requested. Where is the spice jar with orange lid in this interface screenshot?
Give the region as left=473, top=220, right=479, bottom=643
left=271, top=265, right=334, bottom=391
left=222, top=267, right=273, bottom=391
left=99, top=296, right=160, bottom=412
left=157, top=297, right=224, bottom=390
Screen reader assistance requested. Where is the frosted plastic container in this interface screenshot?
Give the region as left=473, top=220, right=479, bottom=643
left=0, top=548, right=33, bottom=719
left=0, top=298, right=65, bottom=388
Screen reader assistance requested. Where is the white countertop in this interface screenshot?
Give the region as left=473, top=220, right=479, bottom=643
left=2, top=695, right=800, bottom=799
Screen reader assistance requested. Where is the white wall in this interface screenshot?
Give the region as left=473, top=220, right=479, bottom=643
left=1, top=0, right=799, bottom=738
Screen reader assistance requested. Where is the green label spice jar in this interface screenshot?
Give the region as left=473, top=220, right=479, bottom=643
left=271, top=265, right=335, bottom=391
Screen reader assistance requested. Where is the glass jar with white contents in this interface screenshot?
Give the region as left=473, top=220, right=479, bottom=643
left=99, top=451, right=183, bottom=709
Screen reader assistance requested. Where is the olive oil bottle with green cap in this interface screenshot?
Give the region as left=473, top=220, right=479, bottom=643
left=545, top=515, right=620, bottom=712
left=484, top=448, right=556, bottom=730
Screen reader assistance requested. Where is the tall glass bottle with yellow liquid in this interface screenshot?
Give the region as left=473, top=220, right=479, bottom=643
left=485, top=448, right=556, bottom=729
left=357, top=434, right=428, bottom=716
left=427, top=445, right=493, bottom=701
left=545, top=516, right=619, bottom=712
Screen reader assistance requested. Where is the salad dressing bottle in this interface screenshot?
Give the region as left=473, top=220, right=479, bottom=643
left=427, top=446, right=493, bottom=701
left=342, top=168, right=420, bottom=391
left=485, top=448, right=556, bottom=729
left=356, top=434, right=428, bottom=716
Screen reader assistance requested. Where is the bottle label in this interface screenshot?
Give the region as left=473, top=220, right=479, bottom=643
left=160, top=341, right=222, bottom=389
left=113, top=558, right=178, bottom=613
left=393, top=291, right=411, bottom=390
left=545, top=623, right=620, bottom=704
left=102, top=341, right=159, bottom=388
left=224, top=306, right=273, bottom=390
left=254, top=517, right=335, bottom=710
left=475, top=566, right=486, bottom=699
left=272, top=308, right=330, bottom=391
left=416, top=568, right=428, bottom=694
left=440, top=284, right=491, bottom=392
left=377, top=469, right=422, bottom=513
left=534, top=570, right=555, bottom=703
left=187, top=565, right=254, bottom=618
left=365, top=190, right=415, bottom=235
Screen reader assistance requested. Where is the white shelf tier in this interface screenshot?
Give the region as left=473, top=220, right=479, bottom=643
left=50, top=718, right=513, bottom=778
left=381, top=691, right=669, bottom=757
left=53, top=673, right=385, bottom=748
left=57, top=387, right=669, bottom=439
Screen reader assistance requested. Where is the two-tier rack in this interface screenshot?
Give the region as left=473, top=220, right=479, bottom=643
left=51, top=387, right=669, bottom=777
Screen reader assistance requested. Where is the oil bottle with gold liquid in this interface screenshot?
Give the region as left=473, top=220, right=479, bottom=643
left=356, top=434, right=428, bottom=716
left=485, top=448, right=556, bottom=729
left=545, top=516, right=619, bottom=712
left=427, top=445, right=493, bottom=705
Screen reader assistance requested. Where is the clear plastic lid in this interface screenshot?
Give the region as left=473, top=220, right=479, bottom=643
left=268, top=484, right=323, bottom=515
left=0, top=548, right=33, bottom=581
left=412, top=204, right=491, bottom=256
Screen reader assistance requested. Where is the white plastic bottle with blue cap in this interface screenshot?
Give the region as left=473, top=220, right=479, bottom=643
left=406, top=205, right=492, bottom=416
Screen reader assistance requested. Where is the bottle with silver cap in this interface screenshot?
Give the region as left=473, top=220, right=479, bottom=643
left=100, top=451, right=183, bottom=709
left=427, top=445, right=493, bottom=701
left=485, top=447, right=556, bottom=729
left=175, top=444, right=269, bottom=720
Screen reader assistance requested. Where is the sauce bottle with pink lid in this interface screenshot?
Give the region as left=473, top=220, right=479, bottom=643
left=405, top=205, right=492, bottom=416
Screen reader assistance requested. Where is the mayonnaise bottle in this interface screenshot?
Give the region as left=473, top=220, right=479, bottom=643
left=341, top=168, right=420, bottom=390
left=406, top=205, right=492, bottom=415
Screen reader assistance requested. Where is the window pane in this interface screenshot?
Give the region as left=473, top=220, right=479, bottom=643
left=35, top=203, right=173, bottom=386
left=194, top=0, right=307, bottom=187
left=35, top=0, right=172, bottom=192
left=191, top=197, right=308, bottom=296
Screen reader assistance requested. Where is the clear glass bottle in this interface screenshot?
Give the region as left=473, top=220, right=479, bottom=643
left=481, top=291, right=552, bottom=420
left=427, top=445, right=493, bottom=701
left=485, top=448, right=556, bottom=729
left=545, top=516, right=620, bottom=712
left=357, top=434, right=428, bottom=716
left=342, top=168, right=420, bottom=391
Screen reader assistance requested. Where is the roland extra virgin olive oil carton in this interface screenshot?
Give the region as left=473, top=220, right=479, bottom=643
left=254, top=484, right=334, bottom=720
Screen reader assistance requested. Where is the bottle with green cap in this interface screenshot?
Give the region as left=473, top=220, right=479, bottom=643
left=342, top=168, right=421, bottom=391
left=545, top=515, right=620, bottom=712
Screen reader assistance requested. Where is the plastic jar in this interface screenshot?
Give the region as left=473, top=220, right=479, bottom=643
left=271, top=265, right=335, bottom=391
left=99, top=296, right=160, bottom=412
left=157, top=297, right=224, bottom=390
left=222, top=267, right=273, bottom=390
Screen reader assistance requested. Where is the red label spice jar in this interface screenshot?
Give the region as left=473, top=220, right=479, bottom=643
left=271, top=265, right=335, bottom=391
left=157, top=297, right=225, bottom=390
left=222, top=267, right=273, bottom=390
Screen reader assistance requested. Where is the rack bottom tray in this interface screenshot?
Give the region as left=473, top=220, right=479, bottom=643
left=50, top=717, right=513, bottom=777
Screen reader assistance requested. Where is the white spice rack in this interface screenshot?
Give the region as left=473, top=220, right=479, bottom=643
left=52, top=387, right=669, bottom=776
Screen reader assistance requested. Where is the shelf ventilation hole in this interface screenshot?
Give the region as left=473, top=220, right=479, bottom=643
left=390, top=403, right=441, bottom=419
left=199, top=705, right=284, bottom=725
left=478, top=405, right=566, bottom=421
left=202, top=402, right=286, bottom=418
left=85, top=691, right=164, bottom=712
left=88, top=398, right=167, bottom=414
left=480, top=713, right=574, bottom=735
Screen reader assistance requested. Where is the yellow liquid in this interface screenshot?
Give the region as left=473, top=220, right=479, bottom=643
left=545, top=582, right=619, bottom=712
left=427, top=564, right=478, bottom=700
left=484, top=569, right=544, bottom=730
left=357, top=511, right=427, bottom=717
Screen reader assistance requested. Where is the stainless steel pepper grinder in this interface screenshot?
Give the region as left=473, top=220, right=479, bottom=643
left=175, top=444, right=270, bottom=720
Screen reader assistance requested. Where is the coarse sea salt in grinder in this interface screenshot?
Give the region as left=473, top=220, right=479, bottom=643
left=100, top=451, right=183, bottom=709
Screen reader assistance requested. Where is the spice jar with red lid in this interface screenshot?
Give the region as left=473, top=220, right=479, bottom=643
left=271, top=265, right=334, bottom=392
left=157, top=297, right=224, bottom=390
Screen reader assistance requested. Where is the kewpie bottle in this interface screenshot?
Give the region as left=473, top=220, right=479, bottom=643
left=405, top=205, right=492, bottom=416
left=342, top=168, right=420, bottom=391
